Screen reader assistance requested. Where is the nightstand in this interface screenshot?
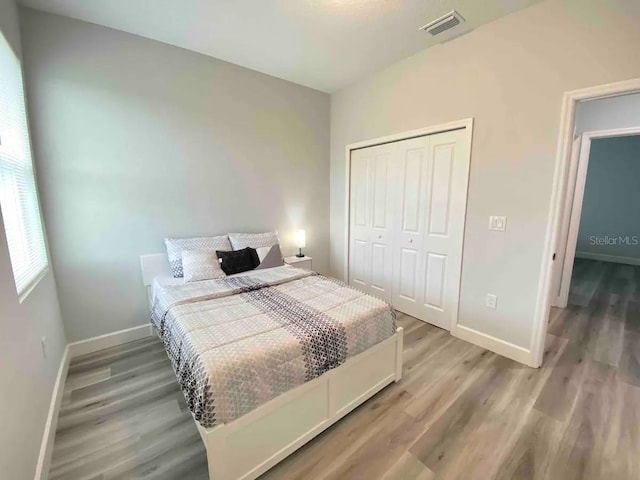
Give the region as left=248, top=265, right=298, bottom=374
left=284, top=255, right=312, bottom=270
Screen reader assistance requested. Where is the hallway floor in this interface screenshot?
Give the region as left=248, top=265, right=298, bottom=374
left=551, top=258, right=640, bottom=381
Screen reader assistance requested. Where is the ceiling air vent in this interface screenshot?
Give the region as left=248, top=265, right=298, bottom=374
left=419, top=10, right=465, bottom=36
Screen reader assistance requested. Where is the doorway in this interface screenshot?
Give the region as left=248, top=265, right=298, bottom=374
left=533, top=80, right=640, bottom=368
left=552, top=128, right=640, bottom=308
left=547, top=131, right=640, bottom=392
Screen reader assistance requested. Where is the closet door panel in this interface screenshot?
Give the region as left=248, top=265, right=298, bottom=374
left=420, top=129, right=470, bottom=330
left=370, top=243, right=386, bottom=292
left=370, top=144, right=396, bottom=301
left=369, top=148, right=395, bottom=300
left=398, top=247, right=418, bottom=300
left=372, top=155, right=390, bottom=229
left=392, top=136, right=430, bottom=316
left=351, top=154, right=369, bottom=228
left=348, top=143, right=396, bottom=301
left=428, top=144, right=454, bottom=236
left=351, top=239, right=369, bottom=289
left=424, top=253, right=447, bottom=309
left=349, top=150, right=371, bottom=293
left=400, top=149, right=424, bottom=233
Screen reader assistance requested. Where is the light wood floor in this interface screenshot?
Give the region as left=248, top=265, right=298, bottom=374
left=50, top=258, right=640, bottom=479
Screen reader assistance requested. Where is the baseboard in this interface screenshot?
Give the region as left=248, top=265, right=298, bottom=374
left=67, top=323, right=153, bottom=358
left=575, top=251, right=640, bottom=266
left=34, top=346, right=70, bottom=480
left=452, top=324, right=534, bottom=367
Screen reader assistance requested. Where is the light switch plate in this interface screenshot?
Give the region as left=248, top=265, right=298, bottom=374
left=489, top=216, right=507, bottom=231
left=486, top=294, right=498, bottom=310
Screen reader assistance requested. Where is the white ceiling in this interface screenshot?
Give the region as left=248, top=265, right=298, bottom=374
left=18, top=0, right=540, bottom=92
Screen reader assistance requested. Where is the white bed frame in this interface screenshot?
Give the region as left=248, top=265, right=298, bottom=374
left=140, top=253, right=404, bottom=480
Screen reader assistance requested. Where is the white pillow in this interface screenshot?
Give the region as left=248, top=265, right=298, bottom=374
left=228, top=231, right=283, bottom=269
left=164, top=235, right=231, bottom=278
left=182, top=250, right=226, bottom=283
left=228, top=231, right=280, bottom=250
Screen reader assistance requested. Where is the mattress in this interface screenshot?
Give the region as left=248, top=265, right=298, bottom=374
left=151, top=266, right=396, bottom=428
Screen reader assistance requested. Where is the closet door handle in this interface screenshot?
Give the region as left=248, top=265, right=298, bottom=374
left=378, top=235, right=382, bottom=239
left=408, top=238, right=413, bottom=243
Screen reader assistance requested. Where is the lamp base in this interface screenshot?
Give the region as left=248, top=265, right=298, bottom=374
left=296, top=248, right=305, bottom=258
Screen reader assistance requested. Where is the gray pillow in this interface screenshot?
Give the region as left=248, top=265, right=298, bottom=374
left=255, top=244, right=284, bottom=269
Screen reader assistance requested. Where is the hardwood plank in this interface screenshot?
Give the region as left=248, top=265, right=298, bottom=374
left=493, top=409, right=564, bottom=480
left=381, top=451, right=435, bottom=480
left=549, top=360, right=617, bottom=480
left=321, top=412, right=425, bottom=480
left=618, top=328, right=640, bottom=386
left=51, top=398, right=184, bottom=468
left=533, top=329, right=587, bottom=421
left=568, top=259, right=606, bottom=306
left=600, top=379, right=640, bottom=479
left=401, top=336, right=480, bottom=397
left=590, top=313, right=625, bottom=367
left=408, top=356, right=509, bottom=474
left=50, top=337, right=208, bottom=480
left=403, top=345, right=495, bottom=423
left=546, top=304, right=586, bottom=339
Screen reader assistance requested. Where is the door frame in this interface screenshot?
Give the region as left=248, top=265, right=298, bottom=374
left=343, top=117, right=474, bottom=331
left=553, top=126, right=640, bottom=308
left=532, top=78, right=640, bottom=368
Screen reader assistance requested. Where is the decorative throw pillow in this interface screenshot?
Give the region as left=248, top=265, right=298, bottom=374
left=216, top=248, right=260, bottom=275
left=255, top=244, right=284, bottom=269
left=164, top=235, right=232, bottom=278
left=228, top=231, right=283, bottom=269
left=182, top=250, right=226, bottom=283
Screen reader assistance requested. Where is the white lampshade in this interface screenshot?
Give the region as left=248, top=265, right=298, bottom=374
left=294, top=229, right=306, bottom=248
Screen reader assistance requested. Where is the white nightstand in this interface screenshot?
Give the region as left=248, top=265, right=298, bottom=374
left=284, top=255, right=312, bottom=270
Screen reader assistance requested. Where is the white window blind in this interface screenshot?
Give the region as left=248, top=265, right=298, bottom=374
left=0, top=31, right=48, bottom=298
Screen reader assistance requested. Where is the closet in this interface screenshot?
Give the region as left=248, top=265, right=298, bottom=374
left=348, top=127, right=471, bottom=330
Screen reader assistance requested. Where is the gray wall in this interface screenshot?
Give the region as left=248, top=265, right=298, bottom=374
left=330, top=0, right=640, bottom=349
left=20, top=9, right=330, bottom=342
left=576, top=135, right=640, bottom=260
left=575, top=92, right=640, bottom=133
left=0, top=1, right=67, bottom=479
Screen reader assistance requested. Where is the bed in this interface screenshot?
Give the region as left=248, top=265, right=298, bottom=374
left=141, top=253, right=404, bottom=480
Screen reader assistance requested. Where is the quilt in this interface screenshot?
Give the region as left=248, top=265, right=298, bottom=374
left=151, top=266, right=396, bottom=428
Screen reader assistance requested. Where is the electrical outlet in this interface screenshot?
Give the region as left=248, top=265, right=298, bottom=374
left=489, top=216, right=507, bottom=231
left=486, top=294, right=498, bottom=310
left=41, top=336, right=47, bottom=358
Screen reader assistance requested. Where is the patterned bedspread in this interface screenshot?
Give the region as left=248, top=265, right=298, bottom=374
left=151, top=266, right=396, bottom=428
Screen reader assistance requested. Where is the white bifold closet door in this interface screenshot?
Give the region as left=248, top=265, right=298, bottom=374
left=392, top=129, right=468, bottom=330
left=349, top=142, right=397, bottom=302
left=349, top=128, right=469, bottom=330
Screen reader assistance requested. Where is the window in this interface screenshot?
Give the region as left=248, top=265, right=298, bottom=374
left=0, top=31, right=48, bottom=299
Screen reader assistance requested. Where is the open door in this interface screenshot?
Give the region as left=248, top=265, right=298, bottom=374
left=552, top=134, right=594, bottom=308
left=551, top=135, right=582, bottom=308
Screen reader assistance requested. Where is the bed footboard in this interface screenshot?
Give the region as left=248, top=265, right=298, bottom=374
left=197, top=326, right=404, bottom=480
